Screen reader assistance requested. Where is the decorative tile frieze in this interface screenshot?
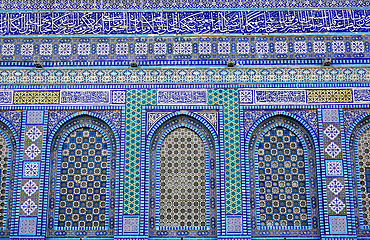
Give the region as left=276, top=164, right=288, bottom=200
left=1, top=68, right=370, bottom=85
left=0, top=35, right=369, bottom=66
left=1, top=0, right=368, bottom=9
left=157, top=89, right=207, bottom=105
left=354, top=89, right=370, bottom=102
left=7, top=90, right=128, bottom=105
left=240, top=89, right=356, bottom=104
left=0, top=10, right=369, bottom=36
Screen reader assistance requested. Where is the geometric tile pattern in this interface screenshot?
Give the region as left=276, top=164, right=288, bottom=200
left=158, top=128, right=206, bottom=227
left=208, top=89, right=241, bottom=214
left=124, top=89, right=156, bottom=214
left=326, top=177, right=347, bottom=216
left=46, top=114, right=117, bottom=238
left=0, top=68, right=369, bottom=85
left=327, top=179, right=344, bottom=195
left=325, top=142, right=342, bottom=159
left=329, top=216, right=347, bottom=234
left=322, top=109, right=339, bottom=123
left=226, top=216, right=242, bottom=233
left=25, top=126, right=42, bottom=141
left=14, top=91, right=59, bottom=104
left=0, top=36, right=369, bottom=64
left=111, top=90, right=126, bottom=104
left=307, top=90, right=353, bottom=103
left=324, top=124, right=340, bottom=140
left=257, top=126, right=308, bottom=227
left=19, top=217, right=37, bottom=235
left=57, top=127, right=108, bottom=228
left=22, top=162, right=40, bottom=178
left=123, top=217, right=139, bottom=233
left=326, top=160, right=343, bottom=176
left=239, top=90, right=253, bottom=104
left=27, top=110, right=44, bottom=124
left=24, top=144, right=41, bottom=160
left=22, top=180, right=38, bottom=197
left=357, top=127, right=370, bottom=225
left=328, top=197, right=346, bottom=215
left=20, top=199, right=37, bottom=216
left=148, top=115, right=217, bottom=238
left=0, top=134, right=8, bottom=227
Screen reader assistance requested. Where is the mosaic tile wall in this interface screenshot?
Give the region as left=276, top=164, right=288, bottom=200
left=0, top=0, right=369, bottom=238
left=0, top=79, right=369, bottom=239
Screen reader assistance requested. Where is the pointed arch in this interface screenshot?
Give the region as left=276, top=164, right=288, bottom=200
left=346, top=113, right=370, bottom=236
left=0, top=118, right=18, bottom=235
left=142, top=112, right=221, bottom=238
left=243, top=113, right=320, bottom=238
left=45, top=114, right=117, bottom=237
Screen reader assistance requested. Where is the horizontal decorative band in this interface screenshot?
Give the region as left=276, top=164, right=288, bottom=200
left=240, top=89, right=356, bottom=104
left=2, top=90, right=126, bottom=105
left=0, top=35, right=368, bottom=65
left=0, top=0, right=367, bottom=9
left=4, top=88, right=370, bottom=105
left=2, top=58, right=370, bottom=68
left=0, top=67, right=369, bottom=85
left=0, top=10, right=369, bottom=36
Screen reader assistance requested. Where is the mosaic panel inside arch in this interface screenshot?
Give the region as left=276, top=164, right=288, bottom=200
left=246, top=114, right=319, bottom=237
left=0, top=133, right=8, bottom=228
left=257, top=126, right=308, bottom=227
left=0, top=119, right=18, bottom=236
left=159, top=127, right=207, bottom=228
left=149, top=115, right=217, bottom=238
left=343, top=111, right=370, bottom=237
left=58, top=127, right=108, bottom=228
left=47, top=116, right=117, bottom=237
left=357, top=127, right=370, bottom=226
